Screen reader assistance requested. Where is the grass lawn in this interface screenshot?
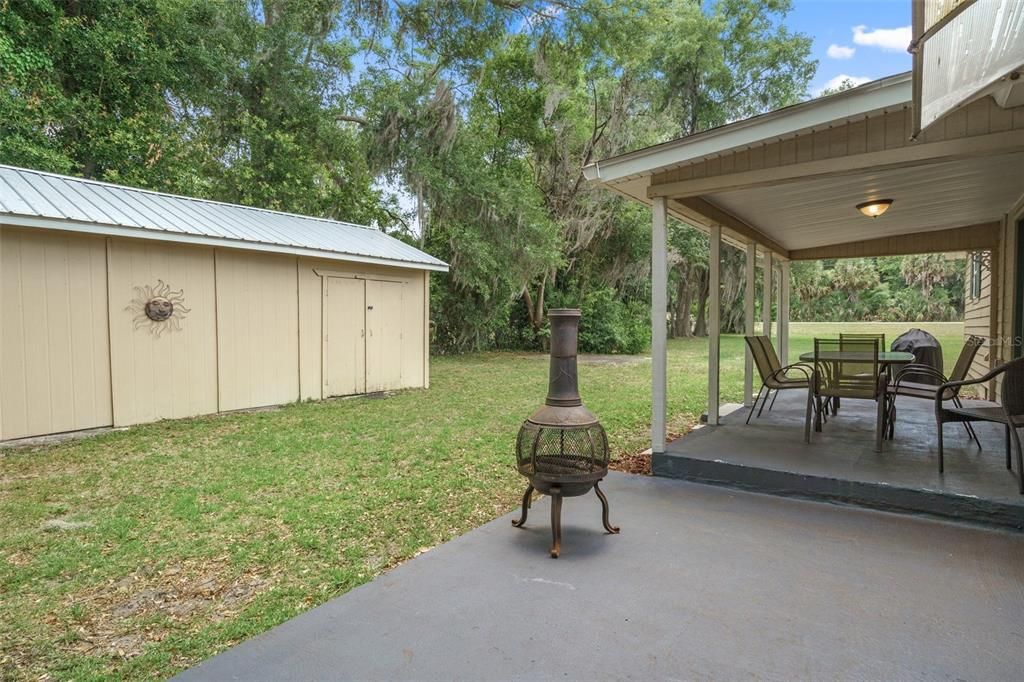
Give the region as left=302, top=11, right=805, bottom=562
left=0, top=321, right=963, bottom=679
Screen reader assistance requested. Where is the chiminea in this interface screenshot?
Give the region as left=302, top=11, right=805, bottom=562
left=513, top=309, right=619, bottom=558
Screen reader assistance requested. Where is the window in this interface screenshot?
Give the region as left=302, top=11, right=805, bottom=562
left=969, top=252, right=984, bottom=300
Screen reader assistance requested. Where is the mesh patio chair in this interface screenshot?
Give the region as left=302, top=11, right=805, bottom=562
left=936, top=356, right=1024, bottom=494
left=809, top=337, right=887, bottom=451
left=826, top=333, right=887, bottom=415
left=744, top=335, right=813, bottom=425
left=887, top=336, right=984, bottom=444
left=840, top=333, right=886, bottom=347
left=840, top=333, right=886, bottom=377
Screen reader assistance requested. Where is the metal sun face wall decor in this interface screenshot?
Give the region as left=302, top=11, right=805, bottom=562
left=126, top=280, right=191, bottom=336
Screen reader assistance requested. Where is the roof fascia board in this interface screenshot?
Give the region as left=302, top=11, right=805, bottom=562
left=648, top=128, right=1024, bottom=199
left=1, top=215, right=450, bottom=272
left=584, top=73, right=912, bottom=184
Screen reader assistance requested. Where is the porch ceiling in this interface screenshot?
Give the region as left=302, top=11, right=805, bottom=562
left=705, top=151, right=1024, bottom=252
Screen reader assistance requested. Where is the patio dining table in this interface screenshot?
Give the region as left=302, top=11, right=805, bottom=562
left=799, top=350, right=916, bottom=428
left=798, top=350, right=916, bottom=366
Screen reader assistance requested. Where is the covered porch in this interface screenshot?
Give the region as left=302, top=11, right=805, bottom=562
left=584, top=72, right=1024, bottom=523
left=660, top=391, right=1024, bottom=529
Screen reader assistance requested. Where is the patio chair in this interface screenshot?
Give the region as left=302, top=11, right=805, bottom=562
left=936, top=356, right=1024, bottom=494
left=840, top=332, right=885, bottom=363
left=744, top=335, right=813, bottom=425
left=809, top=338, right=886, bottom=451
left=828, top=333, right=887, bottom=414
left=887, top=336, right=984, bottom=444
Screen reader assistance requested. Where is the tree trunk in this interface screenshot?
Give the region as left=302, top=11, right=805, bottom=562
left=692, top=269, right=709, bottom=337
left=416, top=180, right=427, bottom=248
left=671, top=277, right=693, bottom=337
left=522, top=274, right=548, bottom=333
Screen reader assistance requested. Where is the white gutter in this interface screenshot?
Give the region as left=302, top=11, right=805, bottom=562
left=583, top=72, right=913, bottom=185
left=2, top=214, right=450, bottom=272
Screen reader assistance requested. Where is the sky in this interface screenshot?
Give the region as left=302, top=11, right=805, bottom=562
left=788, top=0, right=912, bottom=95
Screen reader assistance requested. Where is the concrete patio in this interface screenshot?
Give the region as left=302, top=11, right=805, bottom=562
left=660, top=391, right=1024, bottom=529
left=177, top=472, right=1023, bottom=681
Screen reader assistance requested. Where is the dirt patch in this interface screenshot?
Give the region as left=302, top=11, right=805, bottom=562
left=608, top=425, right=696, bottom=476
left=610, top=451, right=651, bottom=475
left=41, top=519, right=94, bottom=532
left=0, top=427, right=129, bottom=451
left=60, top=558, right=270, bottom=660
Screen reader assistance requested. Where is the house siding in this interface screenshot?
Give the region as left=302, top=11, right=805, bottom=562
left=650, top=98, right=1024, bottom=190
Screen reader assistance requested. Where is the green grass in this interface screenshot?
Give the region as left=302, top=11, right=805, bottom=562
left=0, top=321, right=963, bottom=679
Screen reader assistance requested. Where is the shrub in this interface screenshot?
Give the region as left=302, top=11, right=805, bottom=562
left=576, top=288, right=650, bottom=354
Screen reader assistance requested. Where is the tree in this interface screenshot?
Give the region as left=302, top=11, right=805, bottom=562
left=0, top=0, right=232, bottom=192
left=1, top=0, right=824, bottom=353
left=652, top=0, right=814, bottom=337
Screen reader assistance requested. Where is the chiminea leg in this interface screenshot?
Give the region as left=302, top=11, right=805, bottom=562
left=549, top=486, right=563, bottom=558
left=594, top=480, right=620, bottom=534
left=511, top=484, right=534, bottom=528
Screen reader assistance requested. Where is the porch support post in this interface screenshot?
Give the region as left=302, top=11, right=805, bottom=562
left=762, top=250, right=774, bottom=340
left=651, top=196, right=668, bottom=453
left=744, top=242, right=756, bottom=407
left=708, top=223, right=721, bottom=425
left=779, top=260, right=791, bottom=364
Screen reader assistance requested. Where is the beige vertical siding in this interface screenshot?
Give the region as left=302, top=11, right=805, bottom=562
left=1, top=228, right=432, bottom=440
left=0, top=227, right=112, bottom=439
left=303, top=260, right=427, bottom=393
left=323, top=276, right=366, bottom=396
left=297, top=258, right=324, bottom=401
left=215, top=250, right=300, bottom=411
left=650, top=98, right=1024, bottom=189
left=422, top=270, right=430, bottom=389
left=107, top=239, right=217, bottom=425
left=365, top=279, right=404, bottom=392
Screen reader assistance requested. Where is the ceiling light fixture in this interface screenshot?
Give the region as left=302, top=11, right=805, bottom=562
left=856, top=199, right=893, bottom=218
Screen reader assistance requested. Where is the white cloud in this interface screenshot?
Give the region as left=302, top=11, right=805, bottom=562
left=826, top=44, right=855, bottom=60
left=852, top=25, right=912, bottom=52
left=816, top=74, right=873, bottom=96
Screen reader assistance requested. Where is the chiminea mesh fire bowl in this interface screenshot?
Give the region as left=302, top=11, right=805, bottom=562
left=512, top=309, right=619, bottom=558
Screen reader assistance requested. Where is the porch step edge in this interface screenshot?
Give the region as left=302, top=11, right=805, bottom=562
left=652, top=453, right=1024, bottom=531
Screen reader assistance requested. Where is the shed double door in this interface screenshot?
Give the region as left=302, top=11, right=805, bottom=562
left=323, top=277, right=403, bottom=396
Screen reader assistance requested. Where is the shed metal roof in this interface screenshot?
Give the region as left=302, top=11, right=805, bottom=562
left=0, top=165, right=448, bottom=272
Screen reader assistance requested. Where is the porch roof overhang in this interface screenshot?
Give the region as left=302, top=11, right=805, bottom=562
left=584, top=72, right=1024, bottom=260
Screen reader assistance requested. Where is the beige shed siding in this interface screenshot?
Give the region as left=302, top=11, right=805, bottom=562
left=0, top=227, right=433, bottom=440
left=297, top=258, right=324, bottom=401
left=107, top=239, right=218, bottom=426
left=422, top=270, right=430, bottom=389
left=0, top=227, right=112, bottom=439
left=303, top=259, right=427, bottom=393
left=215, top=250, right=300, bottom=411
left=365, top=279, right=404, bottom=392
left=650, top=98, right=1024, bottom=189
left=323, top=276, right=367, bottom=396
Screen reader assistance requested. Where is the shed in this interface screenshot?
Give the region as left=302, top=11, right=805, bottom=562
left=0, top=165, right=448, bottom=441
